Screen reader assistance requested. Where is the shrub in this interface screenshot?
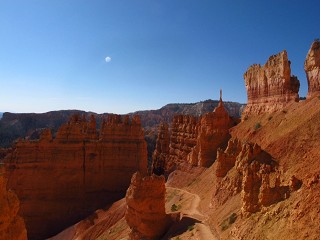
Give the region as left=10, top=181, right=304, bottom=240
left=187, top=225, right=195, bottom=231
left=171, top=203, right=181, bottom=212
left=254, top=122, right=261, bottom=130
left=220, top=213, right=237, bottom=231
left=268, top=116, right=272, bottom=121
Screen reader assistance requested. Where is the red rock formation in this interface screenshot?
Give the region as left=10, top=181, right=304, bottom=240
left=188, top=93, right=234, bottom=167
left=243, top=50, right=300, bottom=117
left=151, top=123, right=170, bottom=175
left=305, top=40, right=320, bottom=98
left=125, top=172, right=170, bottom=240
left=215, top=138, right=242, bottom=177
left=0, top=165, right=27, bottom=240
left=4, top=114, right=147, bottom=240
left=165, top=115, right=199, bottom=173
left=213, top=139, right=298, bottom=214
left=152, top=92, right=235, bottom=175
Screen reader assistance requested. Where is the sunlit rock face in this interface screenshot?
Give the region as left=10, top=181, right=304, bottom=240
left=242, top=50, right=300, bottom=117
left=152, top=93, right=235, bottom=176
left=125, top=172, right=170, bottom=240
left=213, top=139, right=300, bottom=215
left=0, top=165, right=27, bottom=240
left=188, top=96, right=234, bottom=167
left=305, top=40, right=320, bottom=98
left=4, top=114, right=147, bottom=240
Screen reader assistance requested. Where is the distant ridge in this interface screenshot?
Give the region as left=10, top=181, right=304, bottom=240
left=0, top=100, right=244, bottom=161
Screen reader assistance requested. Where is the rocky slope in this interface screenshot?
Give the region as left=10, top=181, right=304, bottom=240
left=305, top=39, right=320, bottom=98
left=0, top=165, right=27, bottom=240
left=4, top=114, right=147, bottom=239
left=242, top=50, right=300, bottom=117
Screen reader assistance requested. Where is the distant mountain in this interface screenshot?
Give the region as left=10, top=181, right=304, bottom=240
left=0, top=100, right=245, bottom=161
left=0, top=112, right=3, bottom=119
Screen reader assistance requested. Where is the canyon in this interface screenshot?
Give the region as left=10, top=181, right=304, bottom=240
left=1, top=40, right=320, bottom=240
left=4, top=114, right=147, bottom=239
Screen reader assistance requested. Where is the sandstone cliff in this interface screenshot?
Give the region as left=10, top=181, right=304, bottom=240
left=152, top=94, right=235, bottom=175
left=243, top=50, right=300, bottom=117
left=165, top=115, right=199, bottom=174
left=125, top=172, right=170, bottom=240
left=151, top=123, right=170, bottom=175
left=0, top=165, right=27, bottom=240
left=305, top=39, right=320, bottom=98
left=4, top=114, right=147, bottom=240
left=188, top=97, right=234, bottom=167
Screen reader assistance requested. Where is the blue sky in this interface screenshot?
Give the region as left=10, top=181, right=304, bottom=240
left=1, top=1, right=319, bottom=114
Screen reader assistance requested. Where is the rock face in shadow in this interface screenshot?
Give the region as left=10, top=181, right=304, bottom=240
left=4, top=114, right=147, bottom=240
left=0, top=165, right=27, bottom=240
left=242, top=50, right=300, bottom=117
left=152, top=94, right=235, bottom=176
left=151, top=123, right=170, bottom=176
left=125, top=172, right=170, bottom=240
left=305, top=40, right=320, bottom=98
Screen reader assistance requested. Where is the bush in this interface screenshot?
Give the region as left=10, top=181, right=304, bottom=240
left=187, top=225, right=195, bottom=231
left=254, top=122, right=261, bottom=130
left=220, top=213, right=237, bottom=231
left=171, top=203, right=181, bottom=212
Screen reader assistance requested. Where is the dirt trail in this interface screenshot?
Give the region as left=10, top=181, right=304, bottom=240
left=166, top=186, right=219, bottom=240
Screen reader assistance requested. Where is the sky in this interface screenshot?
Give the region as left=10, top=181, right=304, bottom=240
left=1, top=1, right=320, bottom=114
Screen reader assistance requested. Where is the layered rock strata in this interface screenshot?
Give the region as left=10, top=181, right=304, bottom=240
left=151, top=123, right=170, bottom=176
left=243, top=50, right=300, bottom=117
left=0, top=165, right=27, bottom=240
left=213, top=139, right=300, bottom=214
left=305, top=40, right=320, bottom=98
left=164, top=115, right=199, bottom=174
left=188, top=96, right=234, bottom=167
left=5, top=114, right=147, bottom=240
left=152, top=93, right=234, bottom=175
left=125, top=172, right=170, bottom=240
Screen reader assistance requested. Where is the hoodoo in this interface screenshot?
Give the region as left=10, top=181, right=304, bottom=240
left=305, top=39, right=320, bottom=98
left=242, top=50, right=300, bottom=117
left=152, top=90, right=234, bottom=175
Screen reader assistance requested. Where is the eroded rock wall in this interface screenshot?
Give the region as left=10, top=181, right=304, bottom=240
left=165, top=115, right=199, bottom=174
left=243, top=50, right=300, bottom=117
left=305, top=40, right=320, bottom=98
left=213, top=139, right=299, bottom=214
left=5, top=114, right=147, bottom=240
left=0, top=165, right=27, bottom=240
left=188, top=99, right=234, bottom=167
left=125, top=172, right=170, bottom=240
left=151, top=123, right=170, bottom=175
left=152, top=96, right=235, bottom=176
